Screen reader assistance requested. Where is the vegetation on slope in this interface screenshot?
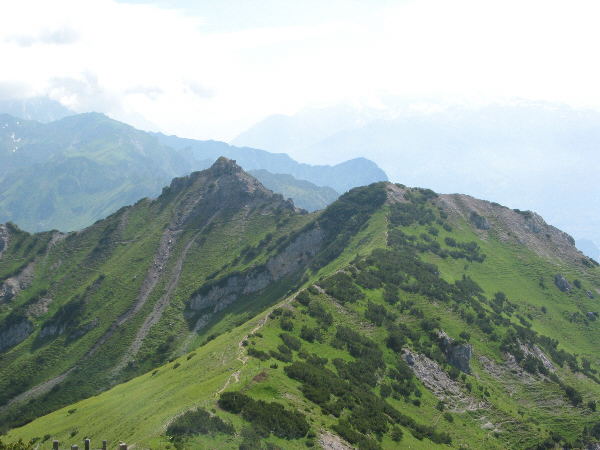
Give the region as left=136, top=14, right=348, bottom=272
left=3, top=176, right=600, bottom=449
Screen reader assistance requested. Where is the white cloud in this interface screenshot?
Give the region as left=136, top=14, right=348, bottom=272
left=2, top=0, right=600, bottom=140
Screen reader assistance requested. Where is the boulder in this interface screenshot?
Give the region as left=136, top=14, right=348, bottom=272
left=447, top=342, right=473, bottom=373
left=470, top=212, right=490, bottom=230
left=554, top=274, right=572, bottom=292
left=437, top=330, right=472, bottom=373
left=586, top=290, right=595, bottom=299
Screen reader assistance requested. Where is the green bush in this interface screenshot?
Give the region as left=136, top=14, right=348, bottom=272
left=280, top=333, right=302, bottom=351
left=218, top=392, right=309, bottom=439
left=166, top=408, right=234, bottom=438
left=320, top=272, right=364, bottom=303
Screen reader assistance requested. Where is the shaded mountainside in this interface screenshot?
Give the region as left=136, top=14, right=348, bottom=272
left=249, top=169, right=339, bottom=212
left=155, top=132, right=387, bottom=194
left=0, top=113, right=386, bottom=232
left=233, top=103, right=600, bottom=247
left=2, top=167, right=600, bottom=449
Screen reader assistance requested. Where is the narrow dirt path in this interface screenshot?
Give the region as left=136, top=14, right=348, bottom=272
left=215, top=294, right=296, bottom=396
left=215, top=316, right=268, bottom=397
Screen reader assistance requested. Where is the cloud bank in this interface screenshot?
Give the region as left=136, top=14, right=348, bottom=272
left=2, top=0, right=600, bottom=141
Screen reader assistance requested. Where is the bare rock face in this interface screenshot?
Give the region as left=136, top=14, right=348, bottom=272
left=437, top=331, right=472, bottom=373
left=447, top=343, right=473, bottom=373
left=438, top=194, right=583, bottom=265
left=188, top=227, right=324, bottom=330
left=554, top=274, right=572, bottom=292
left=470, top=211, right=490, bottom=230
left=0, top=318, right=33, bottom=352
left=402, top=349, right=484, bottom=412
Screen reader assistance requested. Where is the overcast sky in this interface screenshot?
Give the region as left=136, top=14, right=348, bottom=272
left=2, top=0, right=600, bottom=140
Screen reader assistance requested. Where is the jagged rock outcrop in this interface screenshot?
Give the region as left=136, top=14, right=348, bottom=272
left=437, top=331, right=472, bottom=373
left=554, top=274, right=572, bottom=292
left=188, top=227, right=324, bottom=330
left=470, top=211, right=490, bottom=230
left=403, top=349, right=484, bottom=412
left=438, top=194, right=584, bottom=265
left=0, top=319, right=33, bottom=352
left=519, top=343, right=556, bottom=372
left=162, top=157, right=297, bottom=229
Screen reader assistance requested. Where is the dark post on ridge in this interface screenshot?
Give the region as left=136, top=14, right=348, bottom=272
left=53, top=441, right=59, bottom=450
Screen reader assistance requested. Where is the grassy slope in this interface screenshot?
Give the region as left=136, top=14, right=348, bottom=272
left=0, top=163, right=317, bottom=431
left=5, top=185, right=600, bottom=449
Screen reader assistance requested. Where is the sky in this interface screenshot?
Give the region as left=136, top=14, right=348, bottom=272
left=3, top=0, right=600, bottom=141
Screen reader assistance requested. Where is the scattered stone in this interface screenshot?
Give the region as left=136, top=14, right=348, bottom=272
left=586, top=290, right=595, bottom=299
left=318, top=431, right=353, bottom=450
left=519, top=343, right=556, bottom=373
left=554, top=274, right=572, bottom=292
left=402, top=349, right=485, bottom=412
left=587, top=312, right=598, bottom=321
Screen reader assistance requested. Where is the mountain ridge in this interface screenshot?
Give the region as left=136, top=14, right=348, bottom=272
left=0, top=113, right=386, bottom=232
left=1, top=161, right=600, bottom=449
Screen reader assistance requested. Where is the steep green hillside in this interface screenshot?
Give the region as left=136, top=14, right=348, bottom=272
left=249, top=169, right=339, bottom=212
left=0, top=113, right=386, bottom=232
left=0, top=158, right=329, bottom=431
left=3, top=175, right=600, bottom=449
left=0, top=113, right=190, bottom=232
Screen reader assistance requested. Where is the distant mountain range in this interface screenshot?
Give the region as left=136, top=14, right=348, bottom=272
left=0, top=112, right=386, bottom=232
left=0, top=97, right=74, bottom=123
left=233, top=102, right=600, bottom=249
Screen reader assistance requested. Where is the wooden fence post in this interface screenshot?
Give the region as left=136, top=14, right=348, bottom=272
left=84, top=439, right=90, bottom=450
left=71, top=446, right=78, bottom=450
left=53, top=441, right=59, bottom=450
left=102, top=440, right=107, bottom=450
left=119, top=444, right=127, bottom=450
